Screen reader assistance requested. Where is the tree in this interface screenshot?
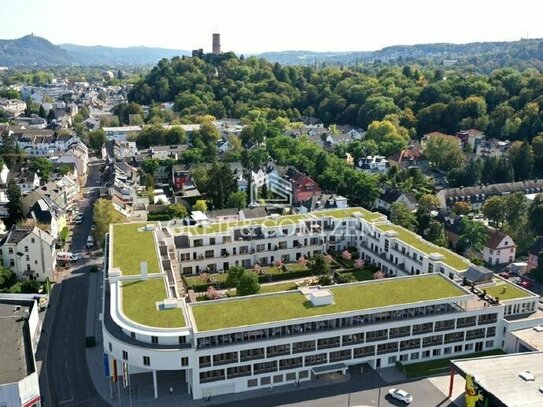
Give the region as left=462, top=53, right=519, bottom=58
left=309, top=254, right=330, bottom=275
left=142, top=159, right=160, bottom=175
left=88, top=129, right=106, bottom=151
left=167, top=204, right=188, bottom=219
left=530, top=252, right=543, bottom=284
left=236, top=271, right=260, bottom=296
left=193, top=200, right=208, bottom=213
left=46, top=109, right=56, bottom=123
left=426, top=221, right=448, bottom=247
left=29, top=157, right=53, bottom=183
left=418, top=194, right=440, bottom=210
left=0, top=266, right=15, bottom=291
left=528, top=194, right=543, bottom=235
left=532, top=134, right=543, bottom=176
left=482, top=196, right=507, bottom=228
left=364, top=120, right=409, bottom=157
left=415, top=206, right=432, bottom=236
left=225, top=265, right=245, bottom=288
left=508, top=141, right=534, bottom=180
left=38, top=104, right=46, bottom=118
left=6, top=179, right=23, bottom=226
left=0, top=134, right=23, bottom=167
left=226, top=191, right=247, bottom=210
left=390, top=202, right=417, bottom=231
left=93, top=199, right=125, bottom=247
left=458, top=218, right=487, bottom=257
left=452, top=201, right=471, bottom=215
left=424, top=135, right=464, bottom=172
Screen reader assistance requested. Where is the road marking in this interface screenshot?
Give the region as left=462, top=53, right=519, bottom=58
left=58, top=398, right=73, bottom=405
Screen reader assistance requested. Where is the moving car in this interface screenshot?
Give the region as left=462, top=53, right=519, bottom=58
left=388, top=388, right=413, bottom=404
left=75, top=213, right=84, bottom=224
left=86, top=235, right=94, bottom=248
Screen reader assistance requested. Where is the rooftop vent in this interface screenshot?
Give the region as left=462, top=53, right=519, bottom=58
left=302, top=287, right=335, bottom=306
left=534, top=325, right=543, bottom=332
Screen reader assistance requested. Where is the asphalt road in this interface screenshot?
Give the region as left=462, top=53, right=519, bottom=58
left=40, top=161, right=108, bottom=407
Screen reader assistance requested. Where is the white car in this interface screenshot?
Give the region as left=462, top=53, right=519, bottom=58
left=519, top=371, right=535, bottom=381
left=388, top=388, right=413, bottom=404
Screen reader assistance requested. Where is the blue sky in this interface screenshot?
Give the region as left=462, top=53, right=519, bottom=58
left=1, top=0, right=542, bottom=53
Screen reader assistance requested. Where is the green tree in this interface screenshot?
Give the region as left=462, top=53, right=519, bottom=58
left=142, top=159, right=160, bottom=175
left=0, top=266, right=16, bottom=291
left=528, top=194, right=543, bottom=235
left=6, top=179, right=24, bottom=226
left=532, top=134, right=543, bottom=176
left=418, top=194, right=440, bottom=210
left=29, top=157, right=53, bottom=183
left=508, top=141, right=534, bottom=180
left=46, top=109, right=56, bottom=123
left=226, top=191, right=247, bottom=210
left=0, top=134, right=23, bottom=167
left=236, top=271, right=260, bottom=296
left=88, top=129, right=106, bottom=151
left=482, top=196, right=507, bottom=228
left=458, top=218, right=487, bottom=257
left=451, top=201, right=471, bottom=215
left=426, top=221, right=448, bottom=247
left=93, top=198, right=125, bottom=247
left=167, top=204, right=188, bottom=219
left=193, top=200, right=208, bottom=213
left=364, top=120, right=409, bottom=157
left=390, top=202, right=417, bottom=231
left=309, top=254, right=330, bottom=275
left=38, top=104, right=46, bottom=118
left=424, top=135, right=464, bottom=172
left=225, top=265, right=245, bottom=288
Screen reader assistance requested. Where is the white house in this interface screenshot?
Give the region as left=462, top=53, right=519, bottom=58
left=374, top=190, right=417, bottom=212
left=357, top=156, right=390, bottom=174
left=0, top=226, right=56, bottom=282
left=482, top=229, right=516, bottom=266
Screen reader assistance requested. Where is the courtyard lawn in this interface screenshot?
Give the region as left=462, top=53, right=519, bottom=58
left=340, top=269, right=374, bottom=281
left=112, top=223, right=160, bottom=276
left=121, top=278, right=185, bottom=328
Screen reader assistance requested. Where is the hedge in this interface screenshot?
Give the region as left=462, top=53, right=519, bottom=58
left=147, top=213, right=171, bottom=221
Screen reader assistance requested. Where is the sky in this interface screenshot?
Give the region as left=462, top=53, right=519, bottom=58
left=1, top=0, right=542, bottom=53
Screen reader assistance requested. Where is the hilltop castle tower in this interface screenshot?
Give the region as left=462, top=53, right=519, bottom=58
left=212, top=33, right=221, bottom=55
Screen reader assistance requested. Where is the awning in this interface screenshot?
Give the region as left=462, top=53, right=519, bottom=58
left=311, top=363, right=347, bottom=375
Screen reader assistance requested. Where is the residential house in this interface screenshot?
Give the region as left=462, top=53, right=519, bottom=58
left=482, top=229, right=517, bottom=266
left=172, top=164, right=192, bottom=191
left=150, top=144, right=187, bottom=161
left=207, top=208, right=239, bottom=222
left=0, top=98, right=26, bottom=117
left=456, top=129, right=485, bottom=151
left=388, top=146, right=429, bottom=171
left=475, top=138, right=511, bottom=158
left=357, top=156, right=390, bottom=174
left=374, top=189, right=417, bottom=212
left=527, top=237, right=543, bottom=271
left=103, top=126, right=142, bottom=141
left=6, top=165, right=41, bottom=194
left=299, top=194, right=349, bottom=213
left=0, top=226, right=56, bottom=282
left=239, top=207, right=268, bottom=220
left=437, top=180, right=543, bottom=210
left=286, top=167, right=322, bottom=205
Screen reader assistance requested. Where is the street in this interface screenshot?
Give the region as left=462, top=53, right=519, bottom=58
left=37, top=160, right=108, bottom=407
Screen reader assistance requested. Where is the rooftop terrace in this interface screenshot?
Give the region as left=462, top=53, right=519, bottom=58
left=173, top=207, right=386, bottom=236
left=121, top=278, right=186, bottom=328
left=375, top=223, right=470, bottom=272
left=190, top=274, right=468, bottom=332
left=483, top=280, right=532, bottom=301
left=112, top=223, right=161, bottom=276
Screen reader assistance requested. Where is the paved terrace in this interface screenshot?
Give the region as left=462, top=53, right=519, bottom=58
left=375, top=223, right=470, bottom=272
left=189, top=274, right=470, bottom=332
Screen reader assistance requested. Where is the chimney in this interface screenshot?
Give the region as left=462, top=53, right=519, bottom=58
left=140, top=261, right=148, bottom=280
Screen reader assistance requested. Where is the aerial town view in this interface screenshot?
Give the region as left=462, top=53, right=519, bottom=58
left=1, top=1, right=543, bottom=406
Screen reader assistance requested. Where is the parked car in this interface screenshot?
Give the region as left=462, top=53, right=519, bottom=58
left=518, top=279, right=533, bottom=289
left=388, top=388, right=413, bottom=404
left=56, top=252, right=79, bottom=262
left=86, top=235, right=94, bottom=248
left=499, top=272, right=511, bottom=279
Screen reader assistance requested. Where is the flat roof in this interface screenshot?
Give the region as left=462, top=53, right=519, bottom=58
left=375, top=223, right=470, bottom=271
left=190, top=274, right=468, bottom=332
left=0, top=303, right=30, bottom=384
left=452, top=352, right=543, bottom=407
left=173, top=207, right=384, bottom=236
left=121, top=278, right=186, bottom=328
left=112, top=223, right=161, bottom=276
left=483, top=279, right=533, bottom=301
left=512, top=327, right=543, bottom=351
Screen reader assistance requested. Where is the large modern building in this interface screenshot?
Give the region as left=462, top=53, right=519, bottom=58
left=102, top=208, right=542, bottom=400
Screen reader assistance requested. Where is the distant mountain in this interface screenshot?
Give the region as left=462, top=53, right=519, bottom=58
left=258, top=39, right=543, bottom=70
left=0, top=34, right=73, bottom=66
left=58, top=43, right=190, bottom=66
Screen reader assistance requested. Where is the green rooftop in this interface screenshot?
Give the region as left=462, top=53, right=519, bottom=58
left=122, top=278, right=186, bottom=328
left=484, top=281, right=532, bottom=301
left=375, top=224, right=469, bottom=271
left=313, top=207, right=386, bottom=223
left=190, top=275, right=467, bottom=332
left=112, top=223, right=161, bottom=276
